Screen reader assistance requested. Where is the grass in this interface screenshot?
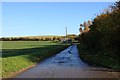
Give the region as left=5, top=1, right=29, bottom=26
left=77, top=44, right=119, bottom=71
left=2, top=41, right=58, bottom=49
left=2, top=41, right=69, bottom=78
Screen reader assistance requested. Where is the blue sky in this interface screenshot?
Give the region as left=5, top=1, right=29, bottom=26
left=2, top=2, right=112, bottom=37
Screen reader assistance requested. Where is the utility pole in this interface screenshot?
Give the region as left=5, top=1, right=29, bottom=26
left=66, top=26, right=67, bottom=37
left=65, top=26, right=68, bottom=43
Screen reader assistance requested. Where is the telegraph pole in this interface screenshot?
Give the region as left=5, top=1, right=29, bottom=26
left=66, top=26, right=67, bottom=37
left=65, top=26, right=68, bottom=43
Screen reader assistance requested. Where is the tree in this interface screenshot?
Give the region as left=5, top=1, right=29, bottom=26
left=79, top=1, right=120, bottom=58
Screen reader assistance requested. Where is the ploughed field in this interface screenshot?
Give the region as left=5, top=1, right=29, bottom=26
left=1, top=41, right=69, bottom=77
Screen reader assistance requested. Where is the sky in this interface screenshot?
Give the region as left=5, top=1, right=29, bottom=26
left=2, top=2, right=113, bottom=37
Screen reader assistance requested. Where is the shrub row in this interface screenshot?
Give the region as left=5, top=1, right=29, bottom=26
left=78, top=1, right=120, bottom=70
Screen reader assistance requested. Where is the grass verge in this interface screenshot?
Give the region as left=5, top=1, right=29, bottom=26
left=77, top=44, right=119, bottom=71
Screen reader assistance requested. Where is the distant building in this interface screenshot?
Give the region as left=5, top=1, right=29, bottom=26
left=60, top=27, right=73, bottom=43
left=60, top=37, right=72, bottom=43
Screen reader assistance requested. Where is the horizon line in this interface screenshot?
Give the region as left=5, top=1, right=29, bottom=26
left=1, top=34, right=79, bottom=38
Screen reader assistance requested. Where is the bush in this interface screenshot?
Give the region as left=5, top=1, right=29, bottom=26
left=79, top=1, right=120, bottom=65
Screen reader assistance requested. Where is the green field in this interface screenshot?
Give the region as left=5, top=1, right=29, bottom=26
left=1, top=41, right=69, bottom=78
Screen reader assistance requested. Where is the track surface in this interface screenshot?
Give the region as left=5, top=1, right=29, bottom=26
left=14, top=44, right=118, bottom=78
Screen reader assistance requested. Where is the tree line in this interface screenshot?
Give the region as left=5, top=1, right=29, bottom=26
left=0, top=36, right=62, bottom=41
left=0, top=34, right=78, bottom=41
left=79, top=1, right=120, bottom=59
